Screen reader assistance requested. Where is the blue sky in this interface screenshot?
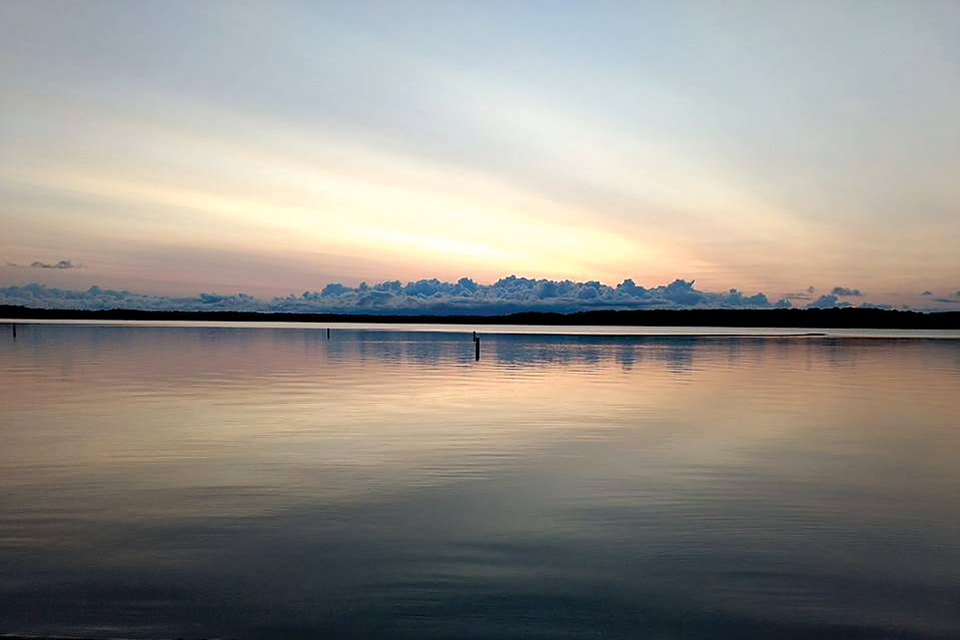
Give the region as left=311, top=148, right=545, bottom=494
left=1, top=1, right=958, bottom=311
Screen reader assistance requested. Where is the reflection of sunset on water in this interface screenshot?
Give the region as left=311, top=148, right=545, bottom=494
left=1, top=324, right=959, bottom=639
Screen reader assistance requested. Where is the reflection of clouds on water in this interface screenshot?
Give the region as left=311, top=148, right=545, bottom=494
left=485, top=334, right=701, bottom=371
left=8, top=324, right=957, bottom=382
left=616, top=344, right=636, bottom=371
left=2, top=325, right=960, bottom=639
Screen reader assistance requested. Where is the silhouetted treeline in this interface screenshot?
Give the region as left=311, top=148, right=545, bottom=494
left=2, top=305, right=959, bottom=329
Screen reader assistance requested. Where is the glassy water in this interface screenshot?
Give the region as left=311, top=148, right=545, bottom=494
left=1, top=323, right=958, bottom=640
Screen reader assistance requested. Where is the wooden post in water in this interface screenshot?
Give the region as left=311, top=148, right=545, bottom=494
left=11, top=323, right=15, bottom=339
left=475, top=335, right=480, bottom=361
left=327, top=327, right=330, bottom=339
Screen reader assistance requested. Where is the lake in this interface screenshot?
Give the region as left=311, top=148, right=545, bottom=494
left=1, top=322, right=959, bottom=639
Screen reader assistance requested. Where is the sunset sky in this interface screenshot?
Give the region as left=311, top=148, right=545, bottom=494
left=2, top=1, right=959, bottom=311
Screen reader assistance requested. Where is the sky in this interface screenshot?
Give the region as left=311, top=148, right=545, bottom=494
left=1, top=0, right=959, bottom=312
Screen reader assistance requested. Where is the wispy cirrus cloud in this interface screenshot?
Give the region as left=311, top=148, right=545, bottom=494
left=7, top=259, right=80, bottom=270
left=782, top=286, right=817, bottom=301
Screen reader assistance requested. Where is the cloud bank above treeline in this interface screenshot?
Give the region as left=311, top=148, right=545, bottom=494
left=0, top=276, right=935, bottom=315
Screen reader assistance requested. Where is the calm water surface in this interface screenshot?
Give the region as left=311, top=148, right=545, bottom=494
left=1, top=323, right=959, bottom=639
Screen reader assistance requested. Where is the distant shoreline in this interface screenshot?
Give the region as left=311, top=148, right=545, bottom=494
left=2, top=305, right=958, bottom=330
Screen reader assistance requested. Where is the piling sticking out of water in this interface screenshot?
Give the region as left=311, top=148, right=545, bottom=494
left=475, top=335, right=480, bottom=361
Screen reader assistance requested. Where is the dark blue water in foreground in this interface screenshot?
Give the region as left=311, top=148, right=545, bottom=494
left=1, top=323, right=959, bottom=639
